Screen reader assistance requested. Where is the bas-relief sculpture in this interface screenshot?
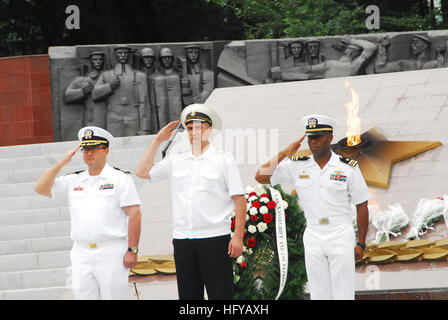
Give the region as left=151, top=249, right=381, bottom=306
left=92, top=45, right=150, bottom=137
left=374, top=34, right=445, bottom=73
left=216, top=32, right=448, bottom=87
left=150, top=47, right=183, bottom=130
left=64, top=51, right=107, bottom=128
left=55, top=43, right=215, bottom=140
left=52, top=31, right=448, bottom=141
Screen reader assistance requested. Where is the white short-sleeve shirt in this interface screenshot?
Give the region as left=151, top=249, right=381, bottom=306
left=271, top=151, right=370, bottom=221
left=149, top=146, right=244, bottom=239
left=51, top=164, right=141, bottom=243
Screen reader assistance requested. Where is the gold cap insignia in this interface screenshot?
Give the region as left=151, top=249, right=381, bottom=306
left=84, top=129, right=93, bottom=140
left=308, top=118, right=317, bottom=128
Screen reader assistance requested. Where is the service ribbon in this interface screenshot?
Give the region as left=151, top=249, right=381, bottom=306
left=269, top=187, right=288, bottom=300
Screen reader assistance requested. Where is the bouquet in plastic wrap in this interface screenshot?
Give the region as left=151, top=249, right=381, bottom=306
left=406, top=196, right=448, bottom=240
left=372, top=203, right=409, bottom=243
left=350, top=203, right=379, bottom=232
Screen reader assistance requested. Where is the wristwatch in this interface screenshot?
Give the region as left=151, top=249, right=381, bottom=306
left=128, top=247, right=139, bottom=254
left=356, top=242, right=366, bottom=250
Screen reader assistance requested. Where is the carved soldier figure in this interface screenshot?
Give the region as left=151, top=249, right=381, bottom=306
left=274, top=37, right=376, bottom=80
left=305, top=39, right=325, bottom=66
left=92, top=45, right=150, bottom=137
left=140, top=47, right=159, bottom=133
left=374, top=34, right=444, bottom=73
left=288, top=40, right=307, bottom=67
left=180, top=45, right=214, bottom=106
left=150, top=47, right=183, bottom=128
left=64, top=51, right=107, bottom=128
left=269, top=40, right=309, bottom=82
left=140, top=47, right=156, bottom=76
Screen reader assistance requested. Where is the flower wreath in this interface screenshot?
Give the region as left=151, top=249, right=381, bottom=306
left=231, top=184, right=307, bottom=300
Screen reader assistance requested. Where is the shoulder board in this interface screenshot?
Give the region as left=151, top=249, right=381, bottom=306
left=65, top=170, right=85, bottom=175
left=290, top=155, right=310, bottom=161
left=339, top=156, right=358, bottom=167
left=113, top=167, right=131, bottom=174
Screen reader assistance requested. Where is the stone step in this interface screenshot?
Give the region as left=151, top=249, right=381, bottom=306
left=0, top=268, right=67, bottom=291
left=0, top=134, right=154, bottom=159
left=0, top=195, right=67, bottom=211
left=0, top=221, right=70, bottom=241
left=0, top=148, right=146, bottom=172
left=0, top=182, right=38, bottom=198
left=0, top=286, right=69, bottom=300
left=0, top=236, right=72, bottom=256
left=0, top=250, right=70, bottom=273
left=0, top=207, right=69, bottom=226
left=0, top=161, right=140, bottom=184
left=355, top=287, right=448, bottom=300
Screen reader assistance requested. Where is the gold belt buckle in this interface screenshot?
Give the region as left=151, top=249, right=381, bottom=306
left=319, top=218, right=329, bottom=225
left=89, top=243, right=97, bottom=249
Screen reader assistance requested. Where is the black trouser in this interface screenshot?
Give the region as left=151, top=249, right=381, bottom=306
left=173, top=234, right=233, bottom=300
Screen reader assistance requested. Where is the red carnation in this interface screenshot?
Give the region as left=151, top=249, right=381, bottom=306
left=240, top=261, right=247, bottom=268
left=263, top=213, right=273, bottom=224
left=260, top=193, right=270, bottom=198
left=250, top=215, right=258, bottom=222
left=231, top=218, right=235, bottom=230
left=249, top=192, right=257, bottom=197
left=251, top=201, right=261, bottom=209
left=246, top=237, right=257, bottom=248
left=267, top=200, right=277, bottom=209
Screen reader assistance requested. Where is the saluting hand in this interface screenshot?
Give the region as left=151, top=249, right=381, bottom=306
left=284, top=135, right=305, bottom=158
left=61, top=144, right=81, bottom=165
left=155, top=120, right=180, bottom=143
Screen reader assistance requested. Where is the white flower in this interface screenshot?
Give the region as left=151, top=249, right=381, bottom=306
left=246, top=202, right=251, bottom=211
left=249, top=207, right=258, bottom=215
left=231, top=210, right=235, bottom=218
left=236, top=255, right=244, bottom=264
left=246, top=214, right=249, bottom=221
left=257, top=222, right=268, bottom=232
left=249, top=195, right=258, bottom=202
left=243, top=245, right=247, bottom=252
left=254, top=184, right=265, bottom=196
left=260, top=197, right=269, bottom=203
left=259, top=206, right=268, bottom=214
left=245, top=186, right=255, bottom=194
left=248, top=225, right=257, bottom=234
left=247, top=248, right=253, bottom=255
left=282, top=200, right=288, bottom=210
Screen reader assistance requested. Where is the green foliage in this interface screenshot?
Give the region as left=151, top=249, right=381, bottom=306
left=0, top=0, right=244, bottom=57
left=1, top=0, right=447, bottom=57
left=233, top=185, right=307, bottom=300
left=211, top=0, right=448, bottom=39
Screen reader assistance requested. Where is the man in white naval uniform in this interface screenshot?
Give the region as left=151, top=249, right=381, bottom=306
left=255, top=114, right=370, bottom=300
left=136, top=103, right=246, bottom=300
left=35, top=126, right=141, bottom=300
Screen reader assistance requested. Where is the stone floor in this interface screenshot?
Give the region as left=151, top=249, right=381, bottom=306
left=119, top=219, right=448, bottom=300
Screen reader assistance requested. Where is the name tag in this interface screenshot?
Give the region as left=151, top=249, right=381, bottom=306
left=299, top=174, right=309, bottom=179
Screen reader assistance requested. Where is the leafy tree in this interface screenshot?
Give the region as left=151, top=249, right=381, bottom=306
left=1, top=0, right=448, bottom=57
left=211, top=0, right=446, bottom=39
left=0, top=0, right=244, bottom=57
